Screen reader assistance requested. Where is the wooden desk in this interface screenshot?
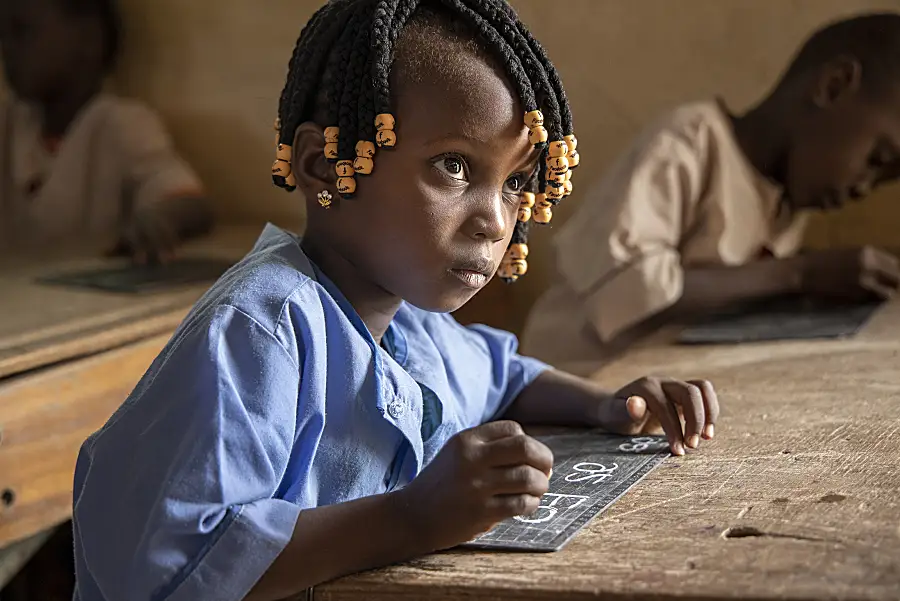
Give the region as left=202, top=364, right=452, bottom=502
left=317, top=302, right=900, bottom=601
left=0, top=225, right=261, bottom=552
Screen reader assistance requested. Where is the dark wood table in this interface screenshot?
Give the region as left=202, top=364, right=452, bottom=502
left=315, top=301, right=900, bottom=600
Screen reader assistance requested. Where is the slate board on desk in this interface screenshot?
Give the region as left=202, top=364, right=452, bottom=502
left=37, top=257, right=235, bottom=294
left=678, top=297, right=883, bottom=345
left=465, top=432, right=669, bottom=552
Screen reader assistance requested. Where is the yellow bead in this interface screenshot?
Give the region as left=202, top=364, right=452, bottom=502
left=563, top=180, right=574, bottom=196
left=564, top=134, right=577, bottom=152
left=337, top=176, right=357, bottom=196
left=508, top=243, right=529, bottom=260
left=548, top=140, right=568, bottom=158
left=520, top=191, right=535, bottom=208
left=324, top=143, right=338, bottom=160
left=567, top=150, right=580, bottom=168
left=533, top=207, right=553, bottom=224
left=510, top=259, right=528, bottom=276
left=565, top=169, right=572, bottom=182
left=524, top=110, right=544, bottom=128
left=546, top=155, right=569, bottom=175
left=275, top=143, right=292, bottom=162
left=376, top=129, right=397, bottom=148
left=547, top=185, right=565, bottom=201
left=535, top=193, right=549, bottom=208
left=335, top=160, right=354, bottom=177
left=497, top=261, right=516, bottom=280
left=548, top=171, right=566, bottom=186
left=375, top=113, right=396, bottom=131
left=356, top=140, right=376, bottom=158
left=324, top=127, right=340, bottom=144
left=528, top=126, right=549, bottom=146
left=353, top=156, right=374, bottom=175
left=271, top=159, right=289, bottom=177
left=517, top=206, right=532, bottom=222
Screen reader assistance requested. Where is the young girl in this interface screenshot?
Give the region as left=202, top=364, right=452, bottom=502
left=0, top=0, right=212, bottom=261
left=71, top=1, right=718, bottom=599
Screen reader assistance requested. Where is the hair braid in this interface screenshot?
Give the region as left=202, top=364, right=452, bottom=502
left=273, top=0, right=577, bottom=283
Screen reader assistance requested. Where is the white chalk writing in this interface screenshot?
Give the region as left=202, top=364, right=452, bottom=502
left=515, top=493, right=589, bottom=524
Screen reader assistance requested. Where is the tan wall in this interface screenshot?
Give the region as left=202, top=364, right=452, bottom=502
left=112, top=0, right=900, bottom=331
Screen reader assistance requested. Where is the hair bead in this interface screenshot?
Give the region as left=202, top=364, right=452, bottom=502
left=353, top=157, right=374, bottom=175
left=548, top=140, right=568, bottom=158
left=546, top=155, right=569, bottom=175
left=336, top=176, right=357, bottom=197
left=335, top=160, right=354, bottom=177
left=324, top=126, right=340, bottom=143
left=356, top=140, right=376, bottom=158
left=376, top=129, right=397, bottom=148
left=563, top=179, right=573, bottom=196
left=324, top=142, right=339, bottom=161
left=564, top=134, right=577, bottom=151
left=567, top=150, right=580, bottom=169
left=524, top=109, right=544, bottom=128
left=374, top=113, right=395, bottom=131
left=508, top=243, right=528, bottom=260
left=528, top=126, right=549, bottom=146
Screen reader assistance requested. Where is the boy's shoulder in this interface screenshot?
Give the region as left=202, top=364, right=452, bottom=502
left=636, top=99, right=733, bottom=158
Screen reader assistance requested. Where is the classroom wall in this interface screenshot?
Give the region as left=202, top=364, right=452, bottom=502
left=112, top=0, right=900, bottom=331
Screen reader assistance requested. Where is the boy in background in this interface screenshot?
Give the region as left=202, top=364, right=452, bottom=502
left=522, top=13, right=900, bottom=374
left=0, top=0, right=212, bottom=262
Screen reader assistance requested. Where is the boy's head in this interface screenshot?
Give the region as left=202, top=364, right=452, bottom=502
left=0, top=0, right=120, bottom=102
left=274, top=0, right=576, bottom=313
left=774, top=13, right=900, bottom=211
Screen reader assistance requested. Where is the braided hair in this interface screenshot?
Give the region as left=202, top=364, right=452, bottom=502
left=272, top=0, right=578, bottom=283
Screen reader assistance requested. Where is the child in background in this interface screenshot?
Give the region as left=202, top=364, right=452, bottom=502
left=522, top=13, right=900, bottom=375
left=71, top=1, right=718, bottom=599
left=0, top=0, right=212, bottom=261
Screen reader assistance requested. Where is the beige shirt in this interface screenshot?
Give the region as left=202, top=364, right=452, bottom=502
left=521, top=100, right=808, bottom=375
left=0, top=94, right=202, bottom=251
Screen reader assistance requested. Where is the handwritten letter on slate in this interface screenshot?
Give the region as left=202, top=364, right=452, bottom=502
left=465, top=432, right=669, bottom=552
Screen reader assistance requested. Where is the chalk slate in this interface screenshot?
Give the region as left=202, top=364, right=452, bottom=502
left=37, top=257, right=235, bottom=294
left=465, top=432, right=669, bottom=552
left=677, top=297, right=882, bottom=345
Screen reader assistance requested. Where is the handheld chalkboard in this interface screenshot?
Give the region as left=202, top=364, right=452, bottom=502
left=678, top=297, right=882, bottom=345
left=37, top=257, right=235, bottom=294
left=466, top=432, right=669, bottom=552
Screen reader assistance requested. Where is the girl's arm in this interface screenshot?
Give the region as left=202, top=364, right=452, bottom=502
left=503, top=369, right=719, bottom=456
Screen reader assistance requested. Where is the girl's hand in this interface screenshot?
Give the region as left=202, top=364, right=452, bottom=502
left=397, top=420, right=553, bottom=551
left=591, top=377, right=719, bottom=456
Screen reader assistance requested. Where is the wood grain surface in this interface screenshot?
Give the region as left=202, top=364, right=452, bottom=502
left=311, top=302, right=900, bottom=601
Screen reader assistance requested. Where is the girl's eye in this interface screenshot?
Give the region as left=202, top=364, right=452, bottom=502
left=433, top=155, right=468, bottom=181
left=504, top=174, right=525, bottom=194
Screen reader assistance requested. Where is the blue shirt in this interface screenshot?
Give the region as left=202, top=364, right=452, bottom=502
left=72, top=225, right=549, bottom=601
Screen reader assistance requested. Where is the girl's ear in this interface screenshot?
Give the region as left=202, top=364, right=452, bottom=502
left=292, top=122, right=335, bottom=197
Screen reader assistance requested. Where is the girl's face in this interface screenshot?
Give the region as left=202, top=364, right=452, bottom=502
left=300, top=50, right=539, bottom=314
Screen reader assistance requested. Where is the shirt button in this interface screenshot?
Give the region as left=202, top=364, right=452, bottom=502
left=388, top=399, right=405, bottom=419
